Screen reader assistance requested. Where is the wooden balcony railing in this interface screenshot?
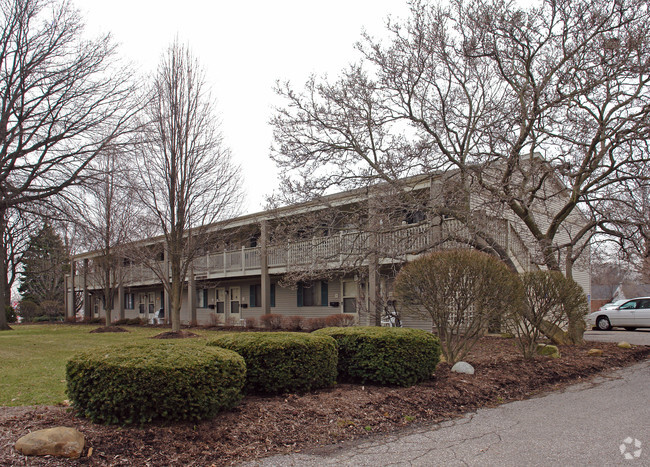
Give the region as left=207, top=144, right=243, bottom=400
left=73, top=218, right=535, bottom=289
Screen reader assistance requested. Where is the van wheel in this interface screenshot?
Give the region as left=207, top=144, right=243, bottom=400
left=596, top=316, right=611, bottom=331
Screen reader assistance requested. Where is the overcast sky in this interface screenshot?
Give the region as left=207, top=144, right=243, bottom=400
left=82, top=0, right=413, bottom=214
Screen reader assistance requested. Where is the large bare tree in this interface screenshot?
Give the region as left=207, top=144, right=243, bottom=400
left=0, top=0, right=136, bottom=330
left=136, top=41, right=242, bottom=333
left=272, top=0, right=650, bottom=341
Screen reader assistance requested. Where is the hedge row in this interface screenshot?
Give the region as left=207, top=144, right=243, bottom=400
left=208, top=332, right=337, bottom=394
left=313, top=326, right=441, bottom=386
left=66, top=327, right=441, bottom=425
left=66, top=342, right=245, bottom=425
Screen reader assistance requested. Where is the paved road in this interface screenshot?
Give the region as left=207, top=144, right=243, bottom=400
left=246, top=360, right=650, bottom=466
left=585, top=328, right=650, bottom=346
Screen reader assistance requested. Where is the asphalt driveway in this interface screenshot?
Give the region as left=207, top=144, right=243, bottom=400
left=247, top=360, right=650, bottom=466
left=585, top=328, right=650, bottom=346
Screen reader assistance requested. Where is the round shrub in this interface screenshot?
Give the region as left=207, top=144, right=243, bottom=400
left=207, top=332, right=337, bottom=394
left=66, top=342, right=246, bottom=425
left=313, top=326, right=441, bottom=386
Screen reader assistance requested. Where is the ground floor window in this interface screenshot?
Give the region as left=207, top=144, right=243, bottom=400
left=124, top=293, right=134, bottom=310
left=343, top=280, right=357, bottom=313
left=250, top=283, right=276, bottom=307
left=197, top=288, right=208, bottom=308
left=297, top=281, right=328, bottom=307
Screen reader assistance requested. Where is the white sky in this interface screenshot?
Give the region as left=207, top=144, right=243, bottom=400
left=81, top=0, right=412, bottom=214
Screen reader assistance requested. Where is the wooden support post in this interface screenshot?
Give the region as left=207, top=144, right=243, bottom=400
left=260, top=220, right=271, bottom=315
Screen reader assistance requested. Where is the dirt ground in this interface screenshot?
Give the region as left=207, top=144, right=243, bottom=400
left=1, top=337, right=648, bottom=466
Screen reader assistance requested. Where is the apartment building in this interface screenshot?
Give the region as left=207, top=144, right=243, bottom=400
left=65, top=174, right=591, bottom=330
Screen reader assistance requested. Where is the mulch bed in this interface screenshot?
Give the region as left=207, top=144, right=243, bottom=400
left=150, top=330, right=200, bottom=339
left=1, top=337, right=648, bottom=466
left=88, top=327, right=128, bottom=334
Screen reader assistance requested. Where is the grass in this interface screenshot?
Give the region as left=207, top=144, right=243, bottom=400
left=0, top=324, right=213, bottom=407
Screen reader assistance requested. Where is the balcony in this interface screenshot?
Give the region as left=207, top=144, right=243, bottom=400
left=73, top=218, right=533, bottom=290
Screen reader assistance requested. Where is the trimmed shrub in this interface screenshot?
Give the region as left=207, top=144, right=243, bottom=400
left=207, top=332, right=337, bottom=394
left=66, top=342, right=246, bottom=425
left=313, top=326, right=441, bottom=386
left=113, top=318, right=145, bottom=326
left=5, top=305, right=16, bottom=323
left=18, top=300, right=41, bottom=321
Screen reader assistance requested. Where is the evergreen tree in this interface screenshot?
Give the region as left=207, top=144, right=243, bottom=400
left=18, top=224, right=68, bottom=307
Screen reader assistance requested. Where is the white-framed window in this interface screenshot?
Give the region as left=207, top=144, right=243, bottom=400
left=342, top=280, right=357, bottom=313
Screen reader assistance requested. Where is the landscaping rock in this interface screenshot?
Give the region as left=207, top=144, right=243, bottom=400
left=451, top=361, right=475, bottom=375
left=536, top=344, right=560, bottom=358
left=15, top=427, right=84, bottom=459
left=587, top=348, right=604, bottom=357
left=617, top=341, right=632, bottom=349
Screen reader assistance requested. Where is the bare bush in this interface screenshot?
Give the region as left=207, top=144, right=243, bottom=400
left=302, top=317, right=327, bottom=332
left=259, top=313, right=284, bottom=330
left=395, top=250, right=523, bottom=364
left=324, top=314, right=356, bottom=327
left=282, top=316, right=303, bottom=331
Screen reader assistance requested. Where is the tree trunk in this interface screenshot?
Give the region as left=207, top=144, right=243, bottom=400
left=0, top=210, right=11, bottom=330
left=170, top=263, right=182, bottom=332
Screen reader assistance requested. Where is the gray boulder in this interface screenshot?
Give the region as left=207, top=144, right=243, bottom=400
left=451, top=361, right=475, bottom=375
left=15, top=427, right=84, bottom=459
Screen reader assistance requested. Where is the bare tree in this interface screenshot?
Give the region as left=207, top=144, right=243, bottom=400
left=72, top=148, right=140, bottom=325
left=272, top=0, right=650, bottom=274
left=271, top=0, right=650, bottom=341
left=0, top=0, right=136, bottom=330
left=136, top=41, right=242, bottom=333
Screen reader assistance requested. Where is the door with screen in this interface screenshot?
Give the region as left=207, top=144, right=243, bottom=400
left=229, top=287, right=240, bottom=319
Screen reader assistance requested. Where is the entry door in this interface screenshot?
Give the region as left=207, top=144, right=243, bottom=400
left=215, top=288, right=226, bottom=314
left=138, top=293, right=147, bottom=315
left=229, top=287, right=240, bottom=317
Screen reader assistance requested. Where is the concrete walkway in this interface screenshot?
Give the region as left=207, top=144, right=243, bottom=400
left=246, top=360, right=650, bottom=466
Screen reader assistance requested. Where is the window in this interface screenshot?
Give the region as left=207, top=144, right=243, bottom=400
left=297, top=281, right=328, bottom=307
left=196, top=288, right=208, bottom=308
left=250, top=284, right=261, bottom=307
left=250, top=283, right=276, bottom=307
left=124, top=293, right=134, bottom=310
left=343, top=280, right=357, bottom=313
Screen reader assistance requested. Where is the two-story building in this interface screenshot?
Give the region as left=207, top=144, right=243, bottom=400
left=64, top=173, right=591, bottom=330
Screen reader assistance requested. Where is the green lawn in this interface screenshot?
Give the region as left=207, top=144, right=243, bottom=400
left=0, top=324, right=212, bottom=407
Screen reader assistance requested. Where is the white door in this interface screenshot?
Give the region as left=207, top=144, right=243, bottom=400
left=215, top=288, right=226, bottom=315
left=229, top=287, right=240, bottom=318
